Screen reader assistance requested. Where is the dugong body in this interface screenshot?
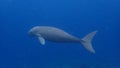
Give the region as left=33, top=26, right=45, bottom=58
left=28, top=26, right=97, bottom=53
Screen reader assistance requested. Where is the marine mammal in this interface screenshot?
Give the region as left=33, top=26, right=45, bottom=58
left=28, top=26, right=97, bottom=53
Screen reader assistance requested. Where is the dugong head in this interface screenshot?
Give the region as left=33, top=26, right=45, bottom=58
left=28, top=26, right=40, bottom=36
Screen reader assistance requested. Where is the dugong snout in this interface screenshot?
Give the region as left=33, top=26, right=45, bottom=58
left=28, top=30, right=34, bottom=37
left=28, top=26, right=40, bottom=36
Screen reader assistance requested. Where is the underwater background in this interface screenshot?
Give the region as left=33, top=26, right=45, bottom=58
left=0, top=0, right=120, bottom=68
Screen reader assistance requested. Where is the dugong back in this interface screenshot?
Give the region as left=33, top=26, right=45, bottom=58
left=36, top=26, right=80, bottom=42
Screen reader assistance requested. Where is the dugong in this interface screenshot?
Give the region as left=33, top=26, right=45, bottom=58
left=28, top=26, right=97, bottom=53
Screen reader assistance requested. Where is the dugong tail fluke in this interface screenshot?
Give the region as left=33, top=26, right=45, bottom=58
left=81, top=31, right=98, bottom=53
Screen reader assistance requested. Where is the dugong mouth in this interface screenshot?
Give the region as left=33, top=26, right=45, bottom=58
left=28, top=26, right=40, bottom=37
left=28, top=29, right=34, bottom=37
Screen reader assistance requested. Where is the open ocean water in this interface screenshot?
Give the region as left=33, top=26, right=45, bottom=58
left=0, top=0, right=120, bottom=68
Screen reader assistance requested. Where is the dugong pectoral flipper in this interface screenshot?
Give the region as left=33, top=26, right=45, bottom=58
left=81, top=31, right=97, bottom=53
left=38, top=37, right=45, bottom=45
left=36, top=34, right=45, bottom=45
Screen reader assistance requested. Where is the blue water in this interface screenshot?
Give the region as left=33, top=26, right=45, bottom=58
left=0, top=0, right=120, bottom=68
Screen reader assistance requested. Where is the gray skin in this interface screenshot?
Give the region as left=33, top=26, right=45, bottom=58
left=29, top=26, right=82, bottom=42
left=28, top=26, right=97, bottom=53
